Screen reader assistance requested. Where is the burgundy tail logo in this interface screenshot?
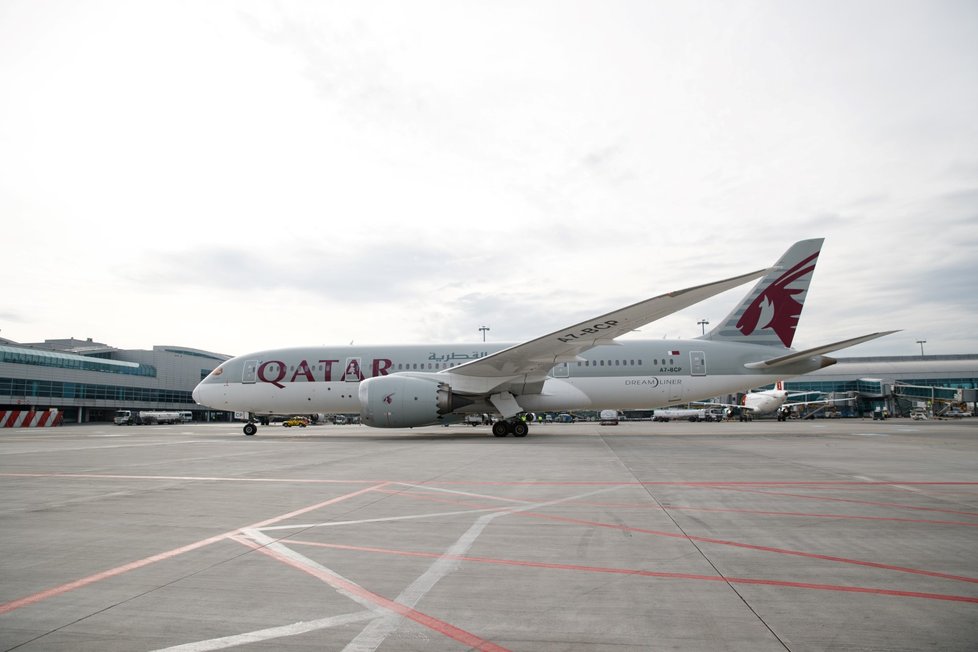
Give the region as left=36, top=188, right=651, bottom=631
left=736, top=252, right=818, bottom=347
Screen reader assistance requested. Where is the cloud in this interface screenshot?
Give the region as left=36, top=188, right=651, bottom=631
left=124, top=242, right=476, bottom=304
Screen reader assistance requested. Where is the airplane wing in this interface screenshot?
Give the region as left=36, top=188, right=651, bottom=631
left=743, top=331, right=900, bottom=369
left=449, top=268, right=767, bottom=382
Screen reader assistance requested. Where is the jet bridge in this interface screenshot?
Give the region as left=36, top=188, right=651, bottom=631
left=892, top=382, right=969, bottom=417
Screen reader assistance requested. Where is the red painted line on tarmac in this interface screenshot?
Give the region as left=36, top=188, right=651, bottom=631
left=736, top=484, right=978, bottom=494
left=522, top=511, right=978, bottom=585
left=421, top=480, right=978, bottom=487
left=284, top=539, right=978, bottom=604
left=0, top=483, right=389, bottom=615
left=720, top=486, right=978, bottom=518
left=230, top=535, right=510, bottom=652
left=376, top=486, right=978, bottom=585
left=0, top=533, right=230, bottom=616
left=664, top=505, right=978, bottom=528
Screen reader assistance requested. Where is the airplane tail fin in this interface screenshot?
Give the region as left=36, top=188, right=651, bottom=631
left=702, top=238, right=824, bottom=349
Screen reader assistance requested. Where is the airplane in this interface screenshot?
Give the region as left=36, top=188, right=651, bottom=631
left=694, top=380, right=856, bottom=421
left=192, top=238, right=896, bottom=437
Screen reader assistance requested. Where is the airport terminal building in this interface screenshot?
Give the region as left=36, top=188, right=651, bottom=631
left=0, top=337, right=975, bottom=423
left=0, top=338, right=229, bottom=424
left=785, top=354, right=978, bottom=418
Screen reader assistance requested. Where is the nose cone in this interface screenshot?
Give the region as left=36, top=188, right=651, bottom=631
left=192, top=381, right=221, bottom=408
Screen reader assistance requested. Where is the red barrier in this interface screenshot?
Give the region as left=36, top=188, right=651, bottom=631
left=0, top=410, right=64, bottom=428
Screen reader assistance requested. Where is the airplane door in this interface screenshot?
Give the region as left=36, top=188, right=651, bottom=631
left=690, top=351, right=706, bottom=376
left=242, top=360, right=258, bottom=384
left=552, top=362, right=569, bottom=378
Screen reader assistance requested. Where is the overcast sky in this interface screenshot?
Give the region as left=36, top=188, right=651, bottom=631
left=1, top=1, right=976, bottom=358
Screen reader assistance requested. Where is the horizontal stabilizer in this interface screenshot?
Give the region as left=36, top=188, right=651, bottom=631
left=743, top=331, right=900, bottom=369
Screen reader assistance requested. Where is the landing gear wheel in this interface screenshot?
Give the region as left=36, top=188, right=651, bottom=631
left=492, top=421, right=509, bottom=437
left=243, top=422, right=257, bottom=436
left=512, top=421, right=529, bottom=437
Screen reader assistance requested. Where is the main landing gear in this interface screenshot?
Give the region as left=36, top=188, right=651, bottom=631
left=492, top=419, right=529, bottom=438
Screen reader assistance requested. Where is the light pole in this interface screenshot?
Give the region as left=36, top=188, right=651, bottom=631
left=698, top=319, right=709, bottom=335
left=479, top=326, right=490, bottom=342
left=916, top=340, right=927, bottom=356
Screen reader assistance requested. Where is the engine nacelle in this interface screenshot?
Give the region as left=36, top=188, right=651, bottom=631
left=358, top=374, right=473, bottom=428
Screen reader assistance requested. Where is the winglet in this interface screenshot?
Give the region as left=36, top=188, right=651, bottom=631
left=743, top=331, right=900, bottom=369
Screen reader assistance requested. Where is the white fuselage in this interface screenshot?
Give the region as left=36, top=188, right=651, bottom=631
left=192, top=340, right=810, bottom=419
left=742, top=390, right=789, bottom=414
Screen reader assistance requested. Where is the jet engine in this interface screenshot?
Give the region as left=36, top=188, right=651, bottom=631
left=358, top=374, right=473, bottom=428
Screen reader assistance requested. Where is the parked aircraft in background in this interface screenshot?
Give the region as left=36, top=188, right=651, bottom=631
left=193, top=238, right=895, bottom=437
left=695, top=380, right=856, bottom=421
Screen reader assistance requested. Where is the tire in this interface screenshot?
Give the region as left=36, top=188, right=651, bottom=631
left=513, top=422, right=529, bottom=437
left=243, top=423, right=257, bottom=436
left=492, top=421, right=509, bottom=437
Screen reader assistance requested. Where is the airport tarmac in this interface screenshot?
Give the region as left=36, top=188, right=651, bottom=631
left=1, top=418, right=976, bottom=651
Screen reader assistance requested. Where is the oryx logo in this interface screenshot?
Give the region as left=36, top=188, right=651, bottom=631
left=736, top=252, right=818, bottom=347
left=383, top=393, right=395, bottom=405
